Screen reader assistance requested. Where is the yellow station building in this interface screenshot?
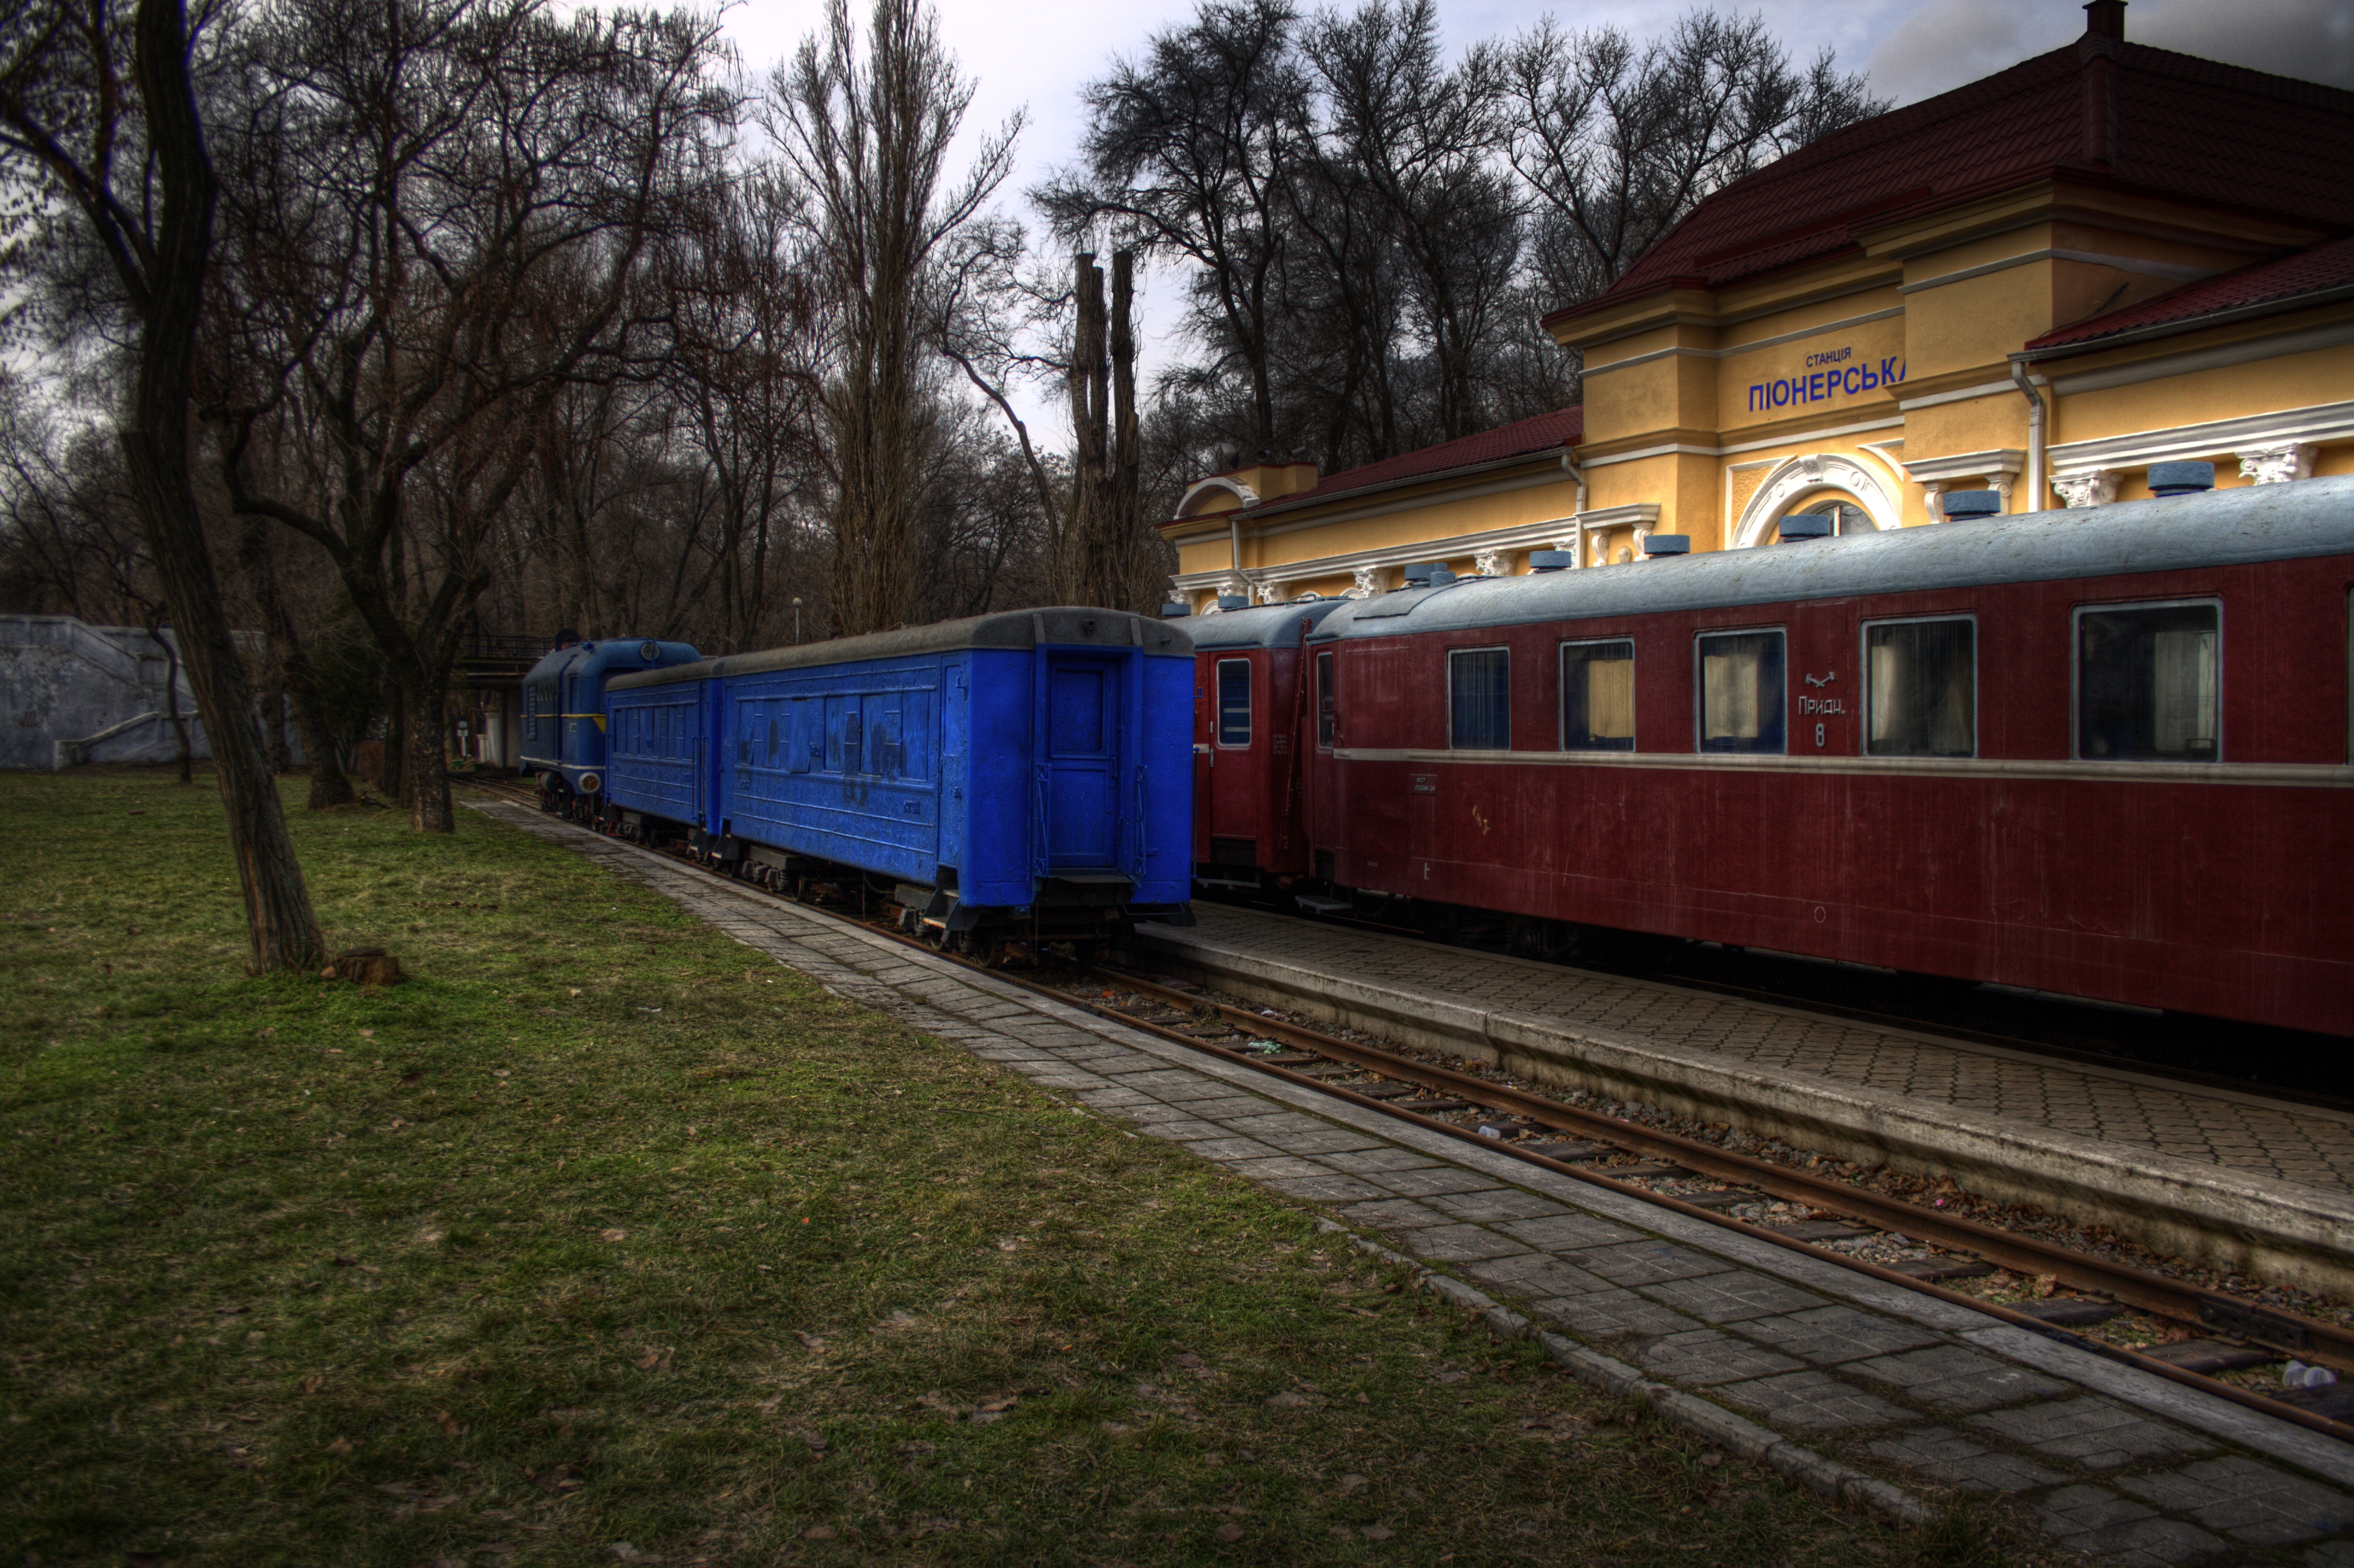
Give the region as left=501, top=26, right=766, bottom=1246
left=1162, top=2, right=2354, bottom=609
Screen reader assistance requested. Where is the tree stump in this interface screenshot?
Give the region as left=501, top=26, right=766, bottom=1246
left=328, top=949, right=405, bottom=986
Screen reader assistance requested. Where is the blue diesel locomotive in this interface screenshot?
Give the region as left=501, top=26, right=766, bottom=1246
left=533, top=607, right=1193, bottom=958
left=519, top=636, right=705, bottom=804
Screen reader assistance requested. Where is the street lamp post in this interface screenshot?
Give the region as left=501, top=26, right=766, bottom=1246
left=792, top=596, right=802, bottom=644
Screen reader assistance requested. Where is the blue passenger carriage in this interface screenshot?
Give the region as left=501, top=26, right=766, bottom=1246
left=604, top=608, right=1195, bottom=957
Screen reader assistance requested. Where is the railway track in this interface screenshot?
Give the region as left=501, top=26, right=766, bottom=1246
left=1194, top=886, right=2354, bottom=1110
left=457, top=774, right=2354, bottom=1452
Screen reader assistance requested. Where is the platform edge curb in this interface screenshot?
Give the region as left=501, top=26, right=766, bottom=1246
left=1313, top=1221, right=1940, bottom=1529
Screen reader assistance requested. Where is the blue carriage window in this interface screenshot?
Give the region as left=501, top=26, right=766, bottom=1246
left=766, top=713, right=780, bottom=765
left=1449, top=648, right=1510, bottom=750
left=1698, top=630, right=1786, bottom=754
left=1216, top=659, right=1251, bottom=746
left=902, top=691, right=931, bottom=776
left=871, top=702, right=901, bottom=776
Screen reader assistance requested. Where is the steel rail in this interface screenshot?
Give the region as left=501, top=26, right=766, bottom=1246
left=1059, top=968, right=2354, bottom=1449
left=1196, top=886, right=2349, bottom=1115
left=459, top=783, right=2354, bottom=1447
left=1098, top=967, right=2354, bottom=1366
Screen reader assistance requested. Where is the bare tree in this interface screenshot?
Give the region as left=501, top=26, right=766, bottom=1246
left=1057, top=249, right=1153, bottom=608
left=1037, top=0, right=1304, bottom=451
left=767, top=0, right=1018, bottom=638
left=206, top=0, right=738, bottom=832
left=0, top=0, right=324, bottom=971
left=659, top=166, right=821, bottom=653
left=1303, top=1, right=1518, bottom=444
left=1504, top=10, right=1886, bottom=309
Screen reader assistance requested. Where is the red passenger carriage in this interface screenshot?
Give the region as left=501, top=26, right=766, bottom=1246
left=1182, top=599, right=1349, bottom=891
left=1193, top=478, right=2354, bottom=1037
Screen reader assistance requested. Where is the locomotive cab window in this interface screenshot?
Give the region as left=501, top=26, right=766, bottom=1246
left=1316, top=650, right=1336, bottom=748
left=1449, top=647, right=1511, bottom=750
left=1865, top=618, right=1975, bottom=757
left=1697, top=630, right=1786, bottom=753
left=1216, top=659, right=1252, bottom=747
left=1560, top=639, right=1634, bottom=751
left=2077, top=600, right=2220, bottom=762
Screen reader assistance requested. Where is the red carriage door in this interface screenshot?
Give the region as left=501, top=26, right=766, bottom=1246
left=1192, top=664, right=1214, bottom=871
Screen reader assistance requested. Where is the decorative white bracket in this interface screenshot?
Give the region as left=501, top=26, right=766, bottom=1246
left=1474, top=550, right=1505, bottom=577
left=1348, top=566, right=1382, bottom=599
left=2051, top=471, right=2118, bottom=509
left=2237, top=444, right=2315, bottom=485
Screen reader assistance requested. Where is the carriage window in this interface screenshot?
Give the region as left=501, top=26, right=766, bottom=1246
left=1217, top=659, right=1252, bottom=746
left=2077, top=601, right=2219, bottom=761
left=1449, top=648, right=1511, bottom=750
left=1316, top=651, right=1336, bottom=748
left=1698, top=630, right=1786, bottom=754
left=1561, top=639, right=1634, bottom=751
left=1866, top=618, right=1975, bottom=757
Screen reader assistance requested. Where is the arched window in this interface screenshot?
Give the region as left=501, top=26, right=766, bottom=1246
left=1781, top=496, right=1877, bottom=535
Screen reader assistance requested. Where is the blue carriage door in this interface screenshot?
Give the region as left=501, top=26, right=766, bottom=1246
left=1043, top=656, right=1122, bottom=871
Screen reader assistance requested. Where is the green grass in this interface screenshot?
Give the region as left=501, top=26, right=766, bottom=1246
left=0, top=770, right=2050, bottom=1567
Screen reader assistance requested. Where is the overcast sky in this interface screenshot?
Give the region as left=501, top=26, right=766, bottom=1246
left=719, top=0, right=2354, bottom=445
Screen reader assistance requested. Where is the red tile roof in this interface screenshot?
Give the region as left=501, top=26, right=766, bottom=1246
left=1239, top=407, right=1584, bottom=519
left=1548, top=36, right=2354, bottom=329
left=2024, top=233, right=2354, bottom=351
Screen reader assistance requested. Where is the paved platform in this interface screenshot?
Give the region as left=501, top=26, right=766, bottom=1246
left=1135, top=905, right=2354, bottom=1294
left=478, top=800, right=2354, bottom=1566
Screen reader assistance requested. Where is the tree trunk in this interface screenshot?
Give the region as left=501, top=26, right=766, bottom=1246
left=380, top=677, right=406, bottom=801
left=236, top=513, right=353, bottom=808
left=401, top=671, right=454, bottom=833
left=119, top=0, right=322, bottom=973
left=264, top=667, right=290, bottom=773
left=1108, top=249, right=1144, bottom=611
left=1059, top=250, right=1146, bottom=610
left=1059, top=253, right=1109, bottom=606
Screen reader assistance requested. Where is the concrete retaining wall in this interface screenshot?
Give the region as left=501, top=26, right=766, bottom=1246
left=1, top=614, right=301, bottom=770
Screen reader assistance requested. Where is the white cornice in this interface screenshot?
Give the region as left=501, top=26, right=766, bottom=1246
left=1903, top=448, right=2026, bottom=483
left=2048, top=398, right=2354, bottom=475
left=2045, top=318, right=2354, bottom=397
left=1171, top=509, right=1641, bottom=593
left=1897, top=379, right=2018, bottom=412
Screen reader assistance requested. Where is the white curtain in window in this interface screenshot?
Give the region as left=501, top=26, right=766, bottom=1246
left=1587, top=659, right=1634, bottom=741
left=1868, top=642, right=1899, bottom=747
left=2153, top=629, right=2217, bottom=753
left=1703, top=645, right=1761, bottom=741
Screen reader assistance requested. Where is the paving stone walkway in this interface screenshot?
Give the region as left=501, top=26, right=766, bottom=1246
left=1157, top=903, right=2354, bottom=1196
left=479, top=802, right=2354, bottom=1567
